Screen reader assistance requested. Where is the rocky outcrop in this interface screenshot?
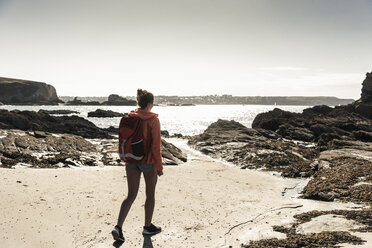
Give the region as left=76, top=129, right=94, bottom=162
left=0, top=109, right=113, bottom=139
left=302, top=153, right=372, bottom=203
left=65, top=97, right=101, bottom=106
left=252, top=106, right=372, bottom=150
left=0, top=129, right=187, bottom=168
left=65, top=94, right=136, bottom=106
left=161, top=139, right=187, bottom=165
left=360, top=71, right=372, bottom=102
left=87, top=109, right=124, bottom=118
left=101, top=94, right=136, bottom=106
left=0, top=77, right=62, bottom=105
left=0, top=130, right=99, bottom=168
left=353, top=71, right=372, bottom=119
left=39, top=109, right=80, bottom=115
left=189, top=118, right=372, bottom=204
left=188, top=119, right=319, bottom=177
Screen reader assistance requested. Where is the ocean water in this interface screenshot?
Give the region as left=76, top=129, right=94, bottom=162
left=0, top=105, right=308, bottom=136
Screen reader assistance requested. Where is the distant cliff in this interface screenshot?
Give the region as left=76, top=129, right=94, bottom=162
left=0, top=77, right=62, bottom=105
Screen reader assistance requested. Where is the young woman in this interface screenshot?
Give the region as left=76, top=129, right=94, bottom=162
left=112, top=89, right=163, bottom=242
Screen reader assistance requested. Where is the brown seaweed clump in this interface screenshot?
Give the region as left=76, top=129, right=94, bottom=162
left=244, top=231, right=364, bottom=248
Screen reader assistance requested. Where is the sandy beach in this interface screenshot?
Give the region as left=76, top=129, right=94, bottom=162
left=1, top=143, right=370, bottom=248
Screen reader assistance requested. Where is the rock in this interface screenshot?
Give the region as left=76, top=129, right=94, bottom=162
left=252, top=108, right=299, bottom=131
left=161, top=130, right=170, bottom=138
left=105, top=126, right=119, bottom=134
left=302, top=105, right=333, bottom=115
left=301, top=154, right=372, bottom=203
left=252, top=105, right=372, bottom=147
left=350, top=71, right=372, bottom=119
left=172, top=133, right=183, bottom=138
left=0, top=109, right=113, bottom=139
left=188, top=119, right=318, bottom=176
left=161, top=139, right=187, bottom=165
left=352, top=130, right=372, bottom=142
left=65, top=97, right=100, bottom=106
left=277, top=123, right=314, bottom=142
left=0, top=102, right=3, bottom=105
left=38, top=109, right=79, bottom=115
left=87, top=109, right=124, bottom=118
left=102, top=94, right=137, bottom=106
left=0, top=77, right=62, bottom=105
left=0, top=130, right=98, bottom=168
left=360, top=71, right=372, bottom=102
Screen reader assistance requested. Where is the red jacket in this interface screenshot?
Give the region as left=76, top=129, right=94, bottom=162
left=128, top=109, right=163, bottom=172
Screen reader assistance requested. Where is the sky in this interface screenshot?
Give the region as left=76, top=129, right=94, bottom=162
left=0, top=0, right=371, bottom=99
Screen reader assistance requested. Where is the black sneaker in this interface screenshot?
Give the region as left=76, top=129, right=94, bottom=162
left=142, top=223, right=162, bottom=236
left=111, top=225, right=125, bottom=242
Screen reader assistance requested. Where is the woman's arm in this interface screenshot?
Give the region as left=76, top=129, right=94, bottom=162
left=151, top=118, right=163, bottom=173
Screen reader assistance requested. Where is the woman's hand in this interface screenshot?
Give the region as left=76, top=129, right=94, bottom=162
left=157, top=171, right=163, bottom=177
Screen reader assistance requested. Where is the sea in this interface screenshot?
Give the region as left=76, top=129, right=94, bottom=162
left=0, top=105, right=308, bottom=136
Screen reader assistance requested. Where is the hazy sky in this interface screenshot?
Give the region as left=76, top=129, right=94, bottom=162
left=0, top=0, right=371, bottom=98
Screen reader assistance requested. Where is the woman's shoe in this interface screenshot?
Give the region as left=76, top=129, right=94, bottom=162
left=142, top=223, right=162, bottom=236
left=112, top=225, right=125, bottom=242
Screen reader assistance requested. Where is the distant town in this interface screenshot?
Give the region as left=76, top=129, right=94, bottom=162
left=60, top=95, right=354, bottom=106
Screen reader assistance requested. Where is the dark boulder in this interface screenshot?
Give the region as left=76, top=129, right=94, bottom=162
left=252, top=108, right=298, bottom=131
left=39, top=109, right=79, bottom=115
left=302, top=105, right=333, bottom=115
left=360, top=71, right=372, bottom=102
left=161, top=139, right=187, bottom=165
left=102, top=94, right=137, bottom=106
left=251, top=105, right=372, bottom=147
left=0, top=109, right=113, bottom=139
left=87, top=109, right=124, bottom=118
left=351, top=71, right=372, bottom=119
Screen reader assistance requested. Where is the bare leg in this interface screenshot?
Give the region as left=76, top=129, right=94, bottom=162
left=117, top=168, right=141, bottom=227
left=143, top=168, right=158, bottom=227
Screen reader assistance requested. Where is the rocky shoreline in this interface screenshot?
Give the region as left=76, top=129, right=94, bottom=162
left=0, top=109, right=187, bottom=168
left=187, top=71, right=372, bottom=247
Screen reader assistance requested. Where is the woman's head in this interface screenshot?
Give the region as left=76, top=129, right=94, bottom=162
left=137, top=89, right=154, bottom=110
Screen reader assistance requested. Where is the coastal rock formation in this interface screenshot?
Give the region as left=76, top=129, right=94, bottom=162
left=360, top=71, right=372, bottom=102
left=252, top=106, right=372, bottom=150
left=188, top=119, right=319, bottom=177
left=39, top=109, right=80, bottom=115
left=189, top=118, right=372, bottom=204
left=0, top=77, right=62, bottom=105
left=65, top=94, right=137, bottom=106
left=0, top=129, right=187, bottom=168
left=353, top=71, right=372, bottom=119
left=0, top=130, right=99, bottom=168
left=101, top=94, right=136, bottom=106
left=0, top=109, right=113, bottom=139
left=87, top=109, right=124, bottom=118
left=65, top=97, right=101, bottom=105
left=0, top=110, right=187, bottom=167
left=161, top=139, right=187, bottom=165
